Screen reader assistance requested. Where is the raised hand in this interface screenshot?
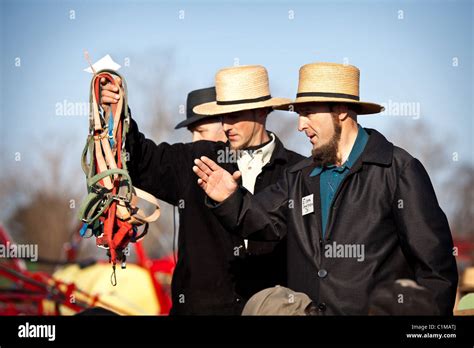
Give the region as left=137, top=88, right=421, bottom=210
left=193, top=156, right=241, bottom=203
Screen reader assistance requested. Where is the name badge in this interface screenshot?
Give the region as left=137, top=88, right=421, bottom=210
left=302, top=194, right=314, bottom=216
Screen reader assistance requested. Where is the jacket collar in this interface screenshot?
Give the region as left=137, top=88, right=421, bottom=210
left=359, top=128, right=393, bottom=166
left=266, top=132, right=291, bottom=166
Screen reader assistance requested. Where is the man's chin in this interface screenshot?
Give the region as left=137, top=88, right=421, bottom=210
left=229, top=142, right=243, bottom=151
left=312, top=142, right=339, bottom=167
left=311, top=143, right=325, bottom=153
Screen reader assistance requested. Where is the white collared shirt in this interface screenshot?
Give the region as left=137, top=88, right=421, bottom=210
left=237, top=133, right=276, bottom=194
left=237, top=133, right=276, bottom=250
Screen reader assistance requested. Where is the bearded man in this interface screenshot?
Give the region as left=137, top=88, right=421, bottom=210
left=193, top=62, right=458, bottom=315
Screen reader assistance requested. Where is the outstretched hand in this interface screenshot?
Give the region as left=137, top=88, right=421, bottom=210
left=193, top=156, right=241, bottom=203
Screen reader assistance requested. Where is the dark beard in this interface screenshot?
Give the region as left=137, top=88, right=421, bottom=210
left=312, top=116, right=342, bottom=167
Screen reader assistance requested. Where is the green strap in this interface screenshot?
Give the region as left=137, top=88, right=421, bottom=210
left=87, top=168, right=131, bottom=189
left=78, top=190, right=114, bottom=225
left=81, top=135, right=95, bottom=177
left=78, top=169, right=133, bottom=224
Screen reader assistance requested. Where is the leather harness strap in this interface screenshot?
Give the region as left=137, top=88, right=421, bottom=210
left=78, top=69, right=160, bottom=284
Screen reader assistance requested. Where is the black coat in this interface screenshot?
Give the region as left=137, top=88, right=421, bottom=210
left=210, top=128, right=458, bottom=315
left=125, top=118, right=304, bottom=315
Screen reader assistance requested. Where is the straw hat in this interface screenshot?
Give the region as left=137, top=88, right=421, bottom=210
left=275, top=62, right=384, bottom=115
left=460, top=267, right=474, bottom=292
left=193, top=65, right=291, bottom=115
left=242, top=286, right=313, bottom=316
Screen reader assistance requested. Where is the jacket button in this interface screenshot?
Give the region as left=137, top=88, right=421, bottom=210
left=318, top=302, right=327, bottom=312
left=318, top=269, right=328, bottom=278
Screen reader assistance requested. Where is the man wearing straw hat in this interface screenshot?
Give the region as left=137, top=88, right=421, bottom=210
left=193, top=62, right=458, bottom=315
left=100, top=66, right=303, bottom=315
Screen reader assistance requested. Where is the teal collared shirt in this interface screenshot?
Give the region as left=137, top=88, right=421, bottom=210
left=309, top=125, right=369, bottom=237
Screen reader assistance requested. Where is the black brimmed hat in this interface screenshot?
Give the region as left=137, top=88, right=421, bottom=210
left=175, top=87, right=219, bottom=129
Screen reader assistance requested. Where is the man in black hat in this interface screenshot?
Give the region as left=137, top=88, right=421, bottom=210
left=174, top=87, right=227, bottom=143
left=99, top=65, right=304, bottom=315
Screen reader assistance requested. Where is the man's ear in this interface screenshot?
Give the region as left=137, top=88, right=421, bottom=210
left=254, top=108, right=268, bottom=122
left=334, top=103, right=349, bottom=121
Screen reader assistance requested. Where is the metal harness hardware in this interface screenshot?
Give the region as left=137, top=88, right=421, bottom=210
left=78, top=69, right=160, bottom=285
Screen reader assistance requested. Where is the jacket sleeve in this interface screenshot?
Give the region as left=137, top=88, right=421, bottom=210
left=208, top=171, right=291, bottom=242
left=392, top=158, right=458, bottom=315
left=125, top=116, right=193, bottom=205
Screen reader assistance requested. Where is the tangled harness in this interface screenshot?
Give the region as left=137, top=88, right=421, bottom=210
left=78, top=69, right=160, bottom=284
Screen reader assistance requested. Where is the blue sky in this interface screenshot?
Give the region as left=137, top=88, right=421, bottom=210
left=0, top=0, right=472, bottom=219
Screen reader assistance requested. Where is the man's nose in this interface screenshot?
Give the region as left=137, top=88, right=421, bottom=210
left=222, top=118, right=231, bottom=132
left=222, top=122, right=231, bottom=133
left=298, top=116, right=307, bottom=132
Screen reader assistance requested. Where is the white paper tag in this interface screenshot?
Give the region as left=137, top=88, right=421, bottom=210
left=302, top=194, right=314, bottom=216
left=83, top=54, right=121, bottom=74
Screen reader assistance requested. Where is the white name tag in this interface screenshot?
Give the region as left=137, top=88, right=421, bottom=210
left=302, top=194, right=314, bottom=216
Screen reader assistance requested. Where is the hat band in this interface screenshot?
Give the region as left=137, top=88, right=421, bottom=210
left=296, top=92, right=360, bottom=101
left=216, top=95, right=272, bottom=106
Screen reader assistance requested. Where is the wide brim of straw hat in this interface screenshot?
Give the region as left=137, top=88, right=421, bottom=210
left=274, top=97, right=384, bottom=115
left=274, top=62, right=385, bottom=115
left=460, top=267, right=474, bottom=292
left=193, top=97, right=292, bottom=116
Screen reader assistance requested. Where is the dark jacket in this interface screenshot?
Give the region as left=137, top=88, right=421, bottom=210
left=210, top=128, right=458, bottom=315
left=125, top=118, right=304, bottom=315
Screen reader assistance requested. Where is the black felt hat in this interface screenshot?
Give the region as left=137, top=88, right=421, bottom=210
left=175, top=87, right=218, bottom=129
